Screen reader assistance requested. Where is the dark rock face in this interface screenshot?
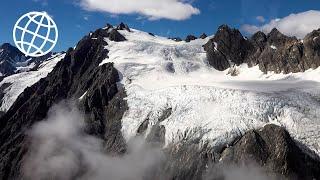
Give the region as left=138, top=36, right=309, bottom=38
left=109, top=29, right=127, bottom=42
left=91, top=26, right=126, bottom=42
left=116, top=22, right=131, bottom=32
left=185, top=35, right=197, bottom=42
left=203, top=25, right=254, bottom=71
left=200, top=33, right=208, bottom=39
left=150, top=124, right=320, bottom=180
left=204, top=25, right=320, bottom=73
left=220, top=124, right=320, bottom=179
left=0, top=43, right=56, bottom=76
left=0, top=83, right=11, bottom=107
left=0, top=27, right=127, bottom=179
left=0, top=43, right=25, bottom=76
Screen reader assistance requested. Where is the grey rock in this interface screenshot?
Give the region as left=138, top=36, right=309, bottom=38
left=109, top=29, right=127, bottom=42
left=116, top=22, right=131, bottom=32
left=200, top=33, right=208, bottom=39
left=185, top=35, right=197, bottom=42
left=203, top=25, right=254, bottom=71
left=204, top=25, right=320, bottom=74
left=0, top=43, right=57, bottom=76
left=220, top=124, right=320, bottom=179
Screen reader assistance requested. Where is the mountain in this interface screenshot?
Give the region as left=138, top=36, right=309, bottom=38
left=0, top=53, right=65, bottom=113
left=0, top=43, right=25, bottom=77
left=0, top=23, right=320, bottom=180
left=204, top=25, right=320, bottom=73
left=0, top=43, right=57, bottom=77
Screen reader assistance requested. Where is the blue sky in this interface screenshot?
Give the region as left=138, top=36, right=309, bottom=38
left=0, top=0, right=319, bottom=52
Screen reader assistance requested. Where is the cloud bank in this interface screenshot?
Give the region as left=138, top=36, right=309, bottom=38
left=22, top=101, right=164, bottom=180
left=242, top=10, right=320, bottom=39
left=79, top=0, right=200, bottom=20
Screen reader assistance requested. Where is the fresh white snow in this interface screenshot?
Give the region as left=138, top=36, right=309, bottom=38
left=0, top=53, right=65, bottom=111
left=101, top=29, right=320, bottom=156
left=270, top=45, right=277, bottom=50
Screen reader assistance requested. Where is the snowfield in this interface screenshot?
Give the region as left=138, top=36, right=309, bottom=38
left=100, top=29, right=320, bottom=156
left=0, top=53, right=65, bottom=112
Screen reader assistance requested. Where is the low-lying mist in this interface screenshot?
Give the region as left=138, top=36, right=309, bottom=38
left=22, top=101, right=164, bottom=180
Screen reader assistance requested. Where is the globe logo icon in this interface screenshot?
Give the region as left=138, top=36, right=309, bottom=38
left=13, top=11, right=58, bottom=57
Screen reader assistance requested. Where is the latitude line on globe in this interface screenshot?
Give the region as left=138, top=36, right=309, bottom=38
left=27, top=14, right=45, bottom=54
left=27, top=14, right=55, bottom=28
left=16, top=26, right=56, bottom=44
left=15, top=41, right=43, bottom=53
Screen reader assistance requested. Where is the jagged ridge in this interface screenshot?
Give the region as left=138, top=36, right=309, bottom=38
left=204, top=25, right=320, bottom=73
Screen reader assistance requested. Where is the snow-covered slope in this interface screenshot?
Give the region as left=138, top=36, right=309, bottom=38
left=0, top=53, right=65, bottom=111
left=100, top=29, right=320, bottom=156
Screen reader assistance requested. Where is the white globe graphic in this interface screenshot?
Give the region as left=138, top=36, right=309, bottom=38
left=13, top=11, right=58, bottom=57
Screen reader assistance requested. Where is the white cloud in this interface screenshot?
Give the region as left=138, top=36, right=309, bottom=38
left=241, top=10, right=320, bottom=39
left=256, top=16, right=265, bottom=23
left=78, top=0, right=200, bottom=20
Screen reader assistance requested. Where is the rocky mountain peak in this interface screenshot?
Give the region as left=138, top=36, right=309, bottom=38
left=215, top=24, right=242, bottom=38
left=267, top=28, right=297, bottom=47
left=199, top=33, right=208, bottom=39
left=0, top=43, right=24, bottom=59
left=304, top=28, right=320, bottom=40
left=116, top=22, right=131, bottom=32
left=203, top=25, right=320, bottom=73
left=92, top=25, right=126, bottom=42
left=250, top=31, right=267, bottom=49
left=203, top=24, right=254, bottom=70
left=185, top=35, right=197, bottom=42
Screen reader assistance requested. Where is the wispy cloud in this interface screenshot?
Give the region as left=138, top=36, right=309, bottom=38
left=256, top=16, right=265, bottom=23
left=78, top=0, right=200, bottom=21
left=32, top=0, right=48, bottom=6
left=83, top=15, right=89, bottom=21
left=22, top=101, right=164, bottom=180
left=241, top=10, right=320, bottom=38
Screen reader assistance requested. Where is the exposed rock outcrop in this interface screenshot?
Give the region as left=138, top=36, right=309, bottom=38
left=0, top=43, right=25, bottom=76
left=204, top=25, right=320, bottom=73
left=150, top=124, right=320, bottom=179
left=219, top=124, right=320, bottom=179
left=203, top=25, right=254, bottom=71
left=116, top=22, right=131, bottom=32
left=109, top=29, right=127, bottom=42
left=200, top=33, right=208, bottom=39
left=0, top=43, right=57, bottom=76
left=185, top=35, right=197, bottom=42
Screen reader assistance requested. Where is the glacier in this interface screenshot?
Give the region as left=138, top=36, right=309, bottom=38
left=100, top=29, right=320, bottom=156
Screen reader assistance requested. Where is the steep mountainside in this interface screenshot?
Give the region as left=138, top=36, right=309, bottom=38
left=0, top=23, right=320, bottom=180
left=0, top=43, right=55, bottom=77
